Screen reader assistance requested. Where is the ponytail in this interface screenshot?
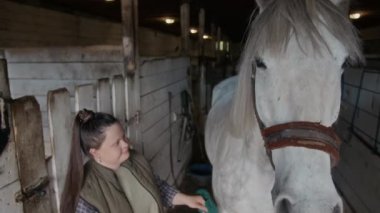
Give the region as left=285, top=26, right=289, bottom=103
left=60, top=109, right=118, bottom=212
left=60, top=114, right=84, bottom=213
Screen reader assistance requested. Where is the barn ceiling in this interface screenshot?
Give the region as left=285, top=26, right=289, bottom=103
left=13, top=0, right=380, bottom=42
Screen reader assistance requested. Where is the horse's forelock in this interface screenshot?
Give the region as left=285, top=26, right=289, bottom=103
left=243, top=0, right=364, bottom=64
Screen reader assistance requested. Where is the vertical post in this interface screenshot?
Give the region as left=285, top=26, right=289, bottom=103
left=198, top=8, right=206, bottom=134
left=198, top=8, right=205, bottom=58
left=121, top=0, right=141, bottom=146
left=211, top=23, right=216, bottom=58
left=121, top=0, right=139, bottom=76
left=216, top=26, right=222, bottom=63
left=180, top=0, right=190, bottom=55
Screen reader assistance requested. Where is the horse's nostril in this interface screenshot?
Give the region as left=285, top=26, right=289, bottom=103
left=276, top=198, right=291, bottom=213
left=333, top=203, right=342, bottom=213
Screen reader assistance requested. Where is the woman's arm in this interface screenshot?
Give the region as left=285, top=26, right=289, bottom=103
left=154, top=174, right=178, bottom=207
left=154, top=175, right=207, bottom=212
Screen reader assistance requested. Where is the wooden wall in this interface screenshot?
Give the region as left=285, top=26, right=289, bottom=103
left=0, top=0, right=182, bottom=57
left=4, top=47, right=191, bottom=207
left=5, top=46, right=124, bottom=158
left=333, top=59, right=380, bottom=213
left=140, top=57, right=192, bottom=183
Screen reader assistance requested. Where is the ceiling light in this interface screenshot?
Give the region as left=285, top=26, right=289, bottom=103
left=190, top=28, right=198, bottom=34
left=349, top=12, right=361, bottom=19
left=164, top=18, right=175, bottom=24
left=105, top=0, right=114, bottom=2
left=203, top=35, right=211, bottom=40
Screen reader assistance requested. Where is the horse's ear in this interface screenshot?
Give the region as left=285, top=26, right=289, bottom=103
left=330, top=0, right=350, bottom=15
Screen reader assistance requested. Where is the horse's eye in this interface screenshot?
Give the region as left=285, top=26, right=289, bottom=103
left=255, top=57, right=267, bottom=69
left=341, top=57, right=350, bottom=70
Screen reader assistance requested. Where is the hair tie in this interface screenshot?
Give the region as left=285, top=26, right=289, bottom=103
left=78, top=109, right=93, bottom=124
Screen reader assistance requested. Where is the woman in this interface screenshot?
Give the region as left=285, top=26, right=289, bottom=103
left=60, top=109, right=207, bottom=213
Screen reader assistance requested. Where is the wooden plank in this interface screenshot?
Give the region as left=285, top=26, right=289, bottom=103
left=10, top=79, right=93, bottom=97
left=75, top=84, right=95, bottom=112
left=0, top=59, right=23, bottom=212
left=342, top=83, right=358, bottom=106
left=140, top=57, right=189, bottom=77
left=142, top=104, right=181, bottom=146
left=138, top=28, right=181, bottom=57
left=144, top=119, right=182, bottom=161
left=11, top=96, right=52, bottom=213
left=140, top=68, right=187, bottom=96
left=358, top=90, right=380, bottom=116
left=112, top=75, right=126, bottom=124
left=141, top=94, right=181, bottom=132
left=47, top=88, right=72, bottom=213
left=180, top=1, right=190, bottom=55
left=362, top=72, right=380, bottom=93
left=7, top=62, right=123, bottom=80
left=141, top=79, right=187, bottom=113
left=125, top=72, right=141, bottom=145
left=353, top=109, right=378, bottom=139
left=198, top=8, right=205, bottom=55
left=97, top=78, right=112, bottom=114
left=150, top=142, right=171, bottom=179
left=5, top=46, right=123, bottom=63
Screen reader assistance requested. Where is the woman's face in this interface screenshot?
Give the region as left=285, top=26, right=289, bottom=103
left=89, top=123, right=130, bottom=170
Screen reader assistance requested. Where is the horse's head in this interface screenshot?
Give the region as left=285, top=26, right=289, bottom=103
left=233, top=0, right=364, bottom=212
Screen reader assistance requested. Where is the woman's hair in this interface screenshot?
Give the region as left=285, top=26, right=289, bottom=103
left=60, top=109, right=119, bottom=213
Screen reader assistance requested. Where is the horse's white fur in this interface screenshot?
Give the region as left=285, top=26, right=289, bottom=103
left=206, top=0, right=363, bottom=212
left=206, top=76, right=275, bottom=212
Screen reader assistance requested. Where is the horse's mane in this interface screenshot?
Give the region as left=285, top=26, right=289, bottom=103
left=229, top=0, right=364, bottom=137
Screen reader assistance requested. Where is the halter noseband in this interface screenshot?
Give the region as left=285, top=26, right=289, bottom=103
left=262, top=122, right=341, bottom=167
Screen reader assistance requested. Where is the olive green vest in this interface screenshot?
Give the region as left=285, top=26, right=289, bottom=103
left=80, top=151, right=164, bottom=213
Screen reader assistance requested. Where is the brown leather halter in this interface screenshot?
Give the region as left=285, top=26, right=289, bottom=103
left=261, top=122, right=341, bottom=167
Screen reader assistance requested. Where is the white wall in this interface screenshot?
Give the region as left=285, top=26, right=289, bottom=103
left=333, top=59, right=380, bottom=213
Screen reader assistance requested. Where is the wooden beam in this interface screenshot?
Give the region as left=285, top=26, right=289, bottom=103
left=180, top=1, right=190, bottom=55
left=121, top=0, right=141, bottom=146
left=121, top=0, right=139, bottom=77
left=217, top=26, right=222, bottom=62
left=11, top=96, right=52, bottom=213
left=198, top=8, right=205, bottom=57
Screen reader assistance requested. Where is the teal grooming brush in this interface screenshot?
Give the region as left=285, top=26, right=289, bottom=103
left=196, top=188, right=218, bottom=213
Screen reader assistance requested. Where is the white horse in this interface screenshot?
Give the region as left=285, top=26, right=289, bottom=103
left=205, top=0, right=364, bottom=212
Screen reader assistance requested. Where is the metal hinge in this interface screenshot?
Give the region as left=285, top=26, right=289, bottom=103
left=126, top=110, right=140, bottom=126
left=15, top=176, right=49, bottom=203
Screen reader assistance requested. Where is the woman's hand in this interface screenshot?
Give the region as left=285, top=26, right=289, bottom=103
left=172, top=192, right=208, bottom=212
